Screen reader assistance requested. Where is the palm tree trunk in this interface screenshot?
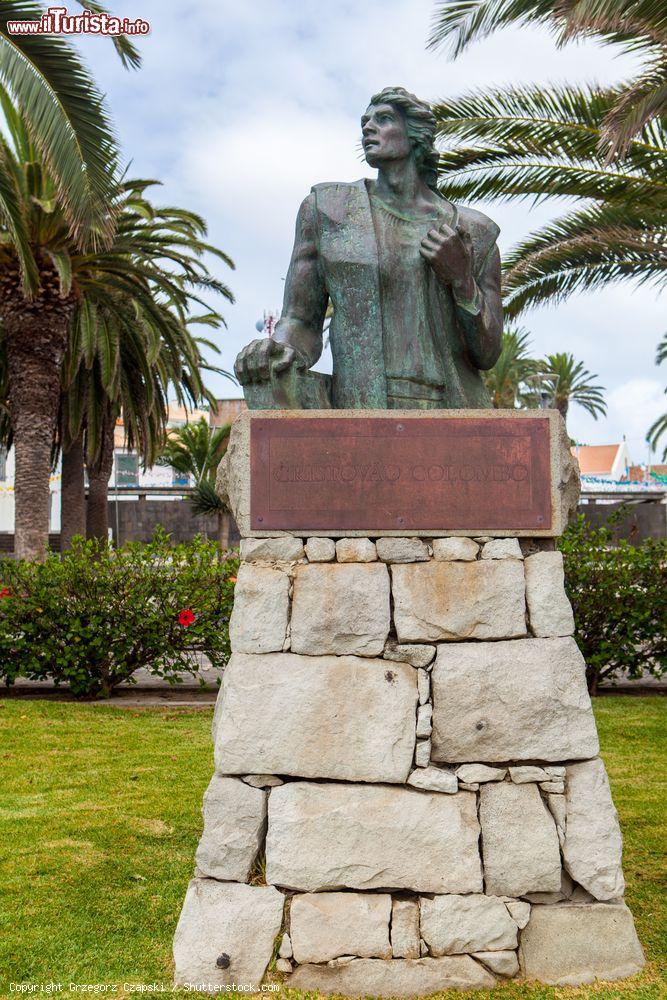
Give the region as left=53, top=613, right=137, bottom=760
left=0, top=263, right=75, bottom=561
left=86, top=407, right=115, bottom=541
left=217, top=509, right=230, bottom=551
left=60, top=430, right=86, bottom=550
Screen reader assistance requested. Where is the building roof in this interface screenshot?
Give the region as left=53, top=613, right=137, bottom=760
left=628, top=464, right=667, bottom=482
left=572, top=443, right=624, bottom=476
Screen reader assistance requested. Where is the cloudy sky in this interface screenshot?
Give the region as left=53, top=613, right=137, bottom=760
left=79, top=0, right=664, bottom=464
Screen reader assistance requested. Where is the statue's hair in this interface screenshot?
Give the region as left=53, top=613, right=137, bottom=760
left=368, top=86, right=439, bottom=191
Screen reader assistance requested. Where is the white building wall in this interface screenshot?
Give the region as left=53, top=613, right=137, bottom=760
left=0, top=446, right=188, bottom=533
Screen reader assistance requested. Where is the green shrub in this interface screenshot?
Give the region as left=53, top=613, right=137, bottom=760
left=0, top=529, right=238, bottom=697
left=559, top=513, right=667, bottom=694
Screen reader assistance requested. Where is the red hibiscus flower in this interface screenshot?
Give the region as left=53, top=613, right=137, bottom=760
left=0, top=588, right=11, bottom=599
left=178, top=608, right=196, bottom=627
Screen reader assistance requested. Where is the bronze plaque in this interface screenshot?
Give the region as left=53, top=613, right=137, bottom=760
left=250, top=416, right=552, bottom=532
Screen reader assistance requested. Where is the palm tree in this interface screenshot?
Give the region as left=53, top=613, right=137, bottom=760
left=483, top=327, right=537, bottom=408
left=428, top=0, right=667, bottom=159
left=158, top=417, right=232, bottom=548
left=0, top=95, right=234, bottom=559
left=0, top=1, right=140, bottom=244
left=433, top=85, right=666, bottom=317
left=534, top=352, right=607, bottom=424
left=57, top=179, right=235, bottom=544
left=647, top=333, right=666, bottom=460
left=59, top=308, right=216, bottom=546
left=0, top=4, right=143, bottom=559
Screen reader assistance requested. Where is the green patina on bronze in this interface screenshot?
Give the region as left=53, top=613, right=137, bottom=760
left=235, top=87, right=503, bottom=410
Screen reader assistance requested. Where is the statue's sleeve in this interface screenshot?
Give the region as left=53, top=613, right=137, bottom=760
left=273, top=192, right=328, bottom=366
left=453, top=234, right=503, bottom=372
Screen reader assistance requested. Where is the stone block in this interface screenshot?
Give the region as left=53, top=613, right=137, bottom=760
left=291, top=563, right=390, bottom=656
left=540, top=780, right=565, bottom=793
left=214, top=653, right=416, bottom=783
left=391, top=898, right=420, bottom=959
left=242, top=775, right=283, bottom=788
left=524, top=869, right=574, bottom=905
left=417, top=669, right=430, bottom=704
left=376, top=537, right=430, bottom=562
left=305, top=536, right=336, bottom=562
left=505, top=900, right=531, bottom=928
left=479, top=782, right=561, bottom=896
left=336, top=537, right=377, bottom=562
left=431, top=637, right=599, bottom=762
left=173, top=880, right=284, bottom=992
left=473, top=951, right=519, bottom=977
left=275, top=958, right=292, bottom=974
left=562, top=758, right=625, bottom=900
left=392, top=560, right=526, bottom=642
left=240, top=536, right=304, bottom=562
left=278, top=933, right=292, bottom=959
left=546, top=793, right=566, bottom=843
left=420, top=894, right=519, bottom=955
left=509, top=765, right=551, bottom=783
left=384, top=640, right=436, bottom=668
left=432, top=537, right=479, bottom=561
left=545, top=765, right=566, bottom=778
left=290, top=892, right=391, bottom=963
left=481, top=538, right=523, bottom=560
left=289, top=956, right=496, bottom=995
left=525, top=551, right=575, bottom=637
left=455, top=764, right=506, bottom=783
left=519, top=902, right=644, bottom=985
left=195, top=776, right=266, bottom=881
left=416, top=703, right=433, bottom=738
left=414, top=739, right=431, bottom=767
left=229, top=564, right=290, bottom=654
left=265, top=782, right=482, bottom=894
left=407, top=766, right=457, bottom=793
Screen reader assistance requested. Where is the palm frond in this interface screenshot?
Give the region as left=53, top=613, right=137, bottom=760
left=502, top=203, right=666, bottom=314
left=539, top=351, right=607, bottom=420
left=647, top=410, right=667, bottom=460
left=483, top=326, right=538, bottom=407
left=189, top=478, right=225, bottom=516
left=76, top=2, right=142, bottom=69
left=428, top=0, right=667, bottom=154
left=0, top=130, right=39, bottom=292
left=656, top=331, right=667, bottom=365
left=0, top=3, right=121, bottom=246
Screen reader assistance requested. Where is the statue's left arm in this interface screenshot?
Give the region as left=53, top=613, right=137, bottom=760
left=452, top=240, right=503, bottom=371
left=420, top=217, right=503, bottom=371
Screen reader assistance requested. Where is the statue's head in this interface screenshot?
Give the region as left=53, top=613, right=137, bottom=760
left=362, top=86, right=439, bottom=190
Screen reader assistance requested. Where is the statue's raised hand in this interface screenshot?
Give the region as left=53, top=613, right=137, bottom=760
left=234, top=338, right=304, bottom=385
left=419, top=223, right=476, bottom=303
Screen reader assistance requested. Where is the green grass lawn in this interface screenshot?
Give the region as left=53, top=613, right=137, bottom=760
left=0, top=697, right=664, bottom=999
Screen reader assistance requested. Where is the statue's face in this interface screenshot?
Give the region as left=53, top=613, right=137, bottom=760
left=361, top=102, right=411, bottom=167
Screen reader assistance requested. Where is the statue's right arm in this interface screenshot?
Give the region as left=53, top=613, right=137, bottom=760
left=235, top=193, right=327, bottom=385
left=272, top=192, right=328, bottom=365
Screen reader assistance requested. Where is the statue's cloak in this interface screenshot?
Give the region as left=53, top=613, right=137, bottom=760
left=311, top=179, right=499, bottom=409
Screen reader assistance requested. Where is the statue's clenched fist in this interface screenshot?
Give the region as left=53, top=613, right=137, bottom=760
left=420, top=223, right=476, bottom=303
left=234, top=338, right=304, bottom=385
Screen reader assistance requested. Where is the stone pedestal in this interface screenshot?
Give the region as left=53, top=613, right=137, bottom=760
left=173, top=411, right=644, bottom=995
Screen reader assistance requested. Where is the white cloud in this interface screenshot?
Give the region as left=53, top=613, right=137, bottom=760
left=568, top=378, right=665, bottom=463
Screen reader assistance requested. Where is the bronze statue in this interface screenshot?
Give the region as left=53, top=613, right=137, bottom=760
left=235, top=87, right=503, bottom=409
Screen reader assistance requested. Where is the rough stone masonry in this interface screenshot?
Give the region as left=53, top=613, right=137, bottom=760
left=173, top=412, right=644, bottom=996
